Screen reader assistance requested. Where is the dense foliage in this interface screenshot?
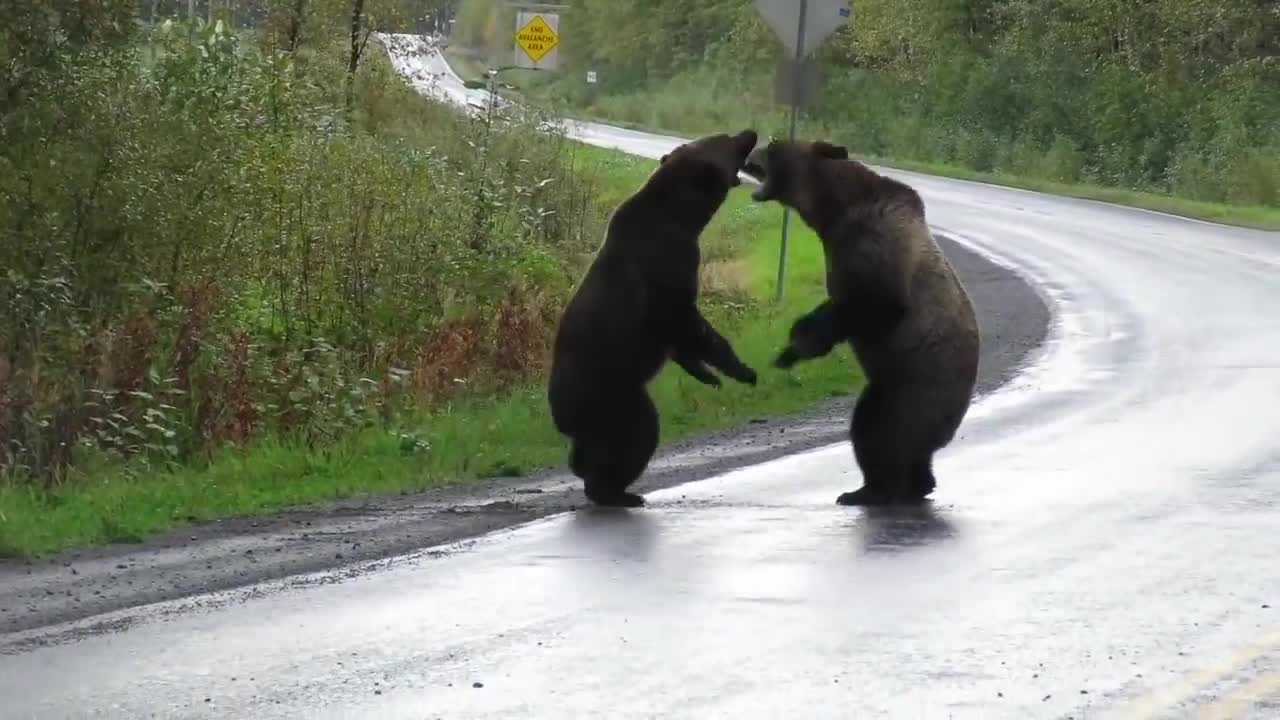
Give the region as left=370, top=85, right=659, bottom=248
left=457, top=0, right=1279, bottom=207
left=4, top=0, right=1276, bottom=486
left=1, top=1, right=611, bottom=481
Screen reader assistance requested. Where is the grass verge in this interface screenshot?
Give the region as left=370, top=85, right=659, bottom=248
left=0, top=145, right=856, bottom=559
left=870, top=158, right=1280, bottom=231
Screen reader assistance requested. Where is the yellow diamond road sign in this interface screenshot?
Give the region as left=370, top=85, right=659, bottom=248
left=515, top=14, right=559, bottom=63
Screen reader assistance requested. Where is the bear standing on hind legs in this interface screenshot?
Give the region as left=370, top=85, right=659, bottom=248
left=547, top=130, right=761, bottom=508
left=742, top=138, right=980, bottom=506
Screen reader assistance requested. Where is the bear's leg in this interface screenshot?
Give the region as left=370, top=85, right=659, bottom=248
left=838, top=383, right=915, bottom=506
left=581, top=391, right=659, bottom=508
left=776, top=300, right=845, bottom=369
left=678, top=310, right=756, bottom=386
left=671, top=346, right=722, bottom=387
left=698, top=330, right=757, bottom=386
left=569, top=435, right=625, bottom=503
left=907, top=455, right=937, bottom=501
left=890, top=387, right=965, bottom=503
left=568, top=440, right=590, bottom=479
left=838, top=384, right=895, bottom=506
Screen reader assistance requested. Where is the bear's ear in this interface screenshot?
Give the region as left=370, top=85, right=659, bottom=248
left=659, top=152, right=670, bottom=164
left=813, top=141, right=849, bottom=160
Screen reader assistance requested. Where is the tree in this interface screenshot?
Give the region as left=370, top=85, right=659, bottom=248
left=346, top=0, right=369, bottom=109
left=287, top=0, right=306, bottom=49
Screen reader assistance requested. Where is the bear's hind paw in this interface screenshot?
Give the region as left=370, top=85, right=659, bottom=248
left=584, top=488, right=647, bottom=508
left=836, top=487, right=895, bottom=506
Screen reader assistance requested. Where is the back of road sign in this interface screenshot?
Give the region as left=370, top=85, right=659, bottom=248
left=754, top=0, right=851, bottom=56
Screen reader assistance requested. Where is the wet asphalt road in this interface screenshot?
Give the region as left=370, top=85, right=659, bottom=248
left=3, top=36, right=1280, bottom=719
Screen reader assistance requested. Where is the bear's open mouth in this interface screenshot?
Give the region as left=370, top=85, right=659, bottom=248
left=742, top=159, right=774, bottom=201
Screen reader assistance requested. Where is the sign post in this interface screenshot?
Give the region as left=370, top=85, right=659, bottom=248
left=753, top=0, right=851, bottom=301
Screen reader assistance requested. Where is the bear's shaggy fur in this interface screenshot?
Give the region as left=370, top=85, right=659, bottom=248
left=743, top=138, right=980, bottom=505
left=547, top=130, right=760, bottom=507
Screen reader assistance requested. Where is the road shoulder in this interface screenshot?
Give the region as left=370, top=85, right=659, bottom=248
left=0, top=234, right=1049, bottom=635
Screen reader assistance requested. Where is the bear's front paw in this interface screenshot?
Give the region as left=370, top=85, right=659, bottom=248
left=735, top=365, right=758, bottom=386
left=774, top=347, right=800, bottom=369
left=788, top=328, right=830, bottom=358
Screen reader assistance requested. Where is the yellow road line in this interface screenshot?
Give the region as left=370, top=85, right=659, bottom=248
left=1195, top=669, right=1280, bottom=720
left=1104, top=626, right=1280, bottom=720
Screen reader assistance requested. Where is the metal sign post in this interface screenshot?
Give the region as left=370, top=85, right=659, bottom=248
left=776, top=0, right=808, bottom=304
left=754, top=0, right=851, bottom=302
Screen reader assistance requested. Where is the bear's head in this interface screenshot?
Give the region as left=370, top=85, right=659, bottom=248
left=741, top=138, right=850, bottom=209
left=656, top=129, right=759, bottom=197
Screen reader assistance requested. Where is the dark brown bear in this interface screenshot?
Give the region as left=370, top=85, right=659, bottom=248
left=742, top=139, right=980, bottom=505
left=547, top=130, right=760, bottom=508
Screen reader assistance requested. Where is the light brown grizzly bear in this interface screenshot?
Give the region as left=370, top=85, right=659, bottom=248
left=743, top=138, right=980, bottom=505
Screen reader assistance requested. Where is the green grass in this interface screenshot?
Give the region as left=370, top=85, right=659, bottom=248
left=868, top=157, right=1280, bottom=231
left=0, top=145, right=856, bottom=559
